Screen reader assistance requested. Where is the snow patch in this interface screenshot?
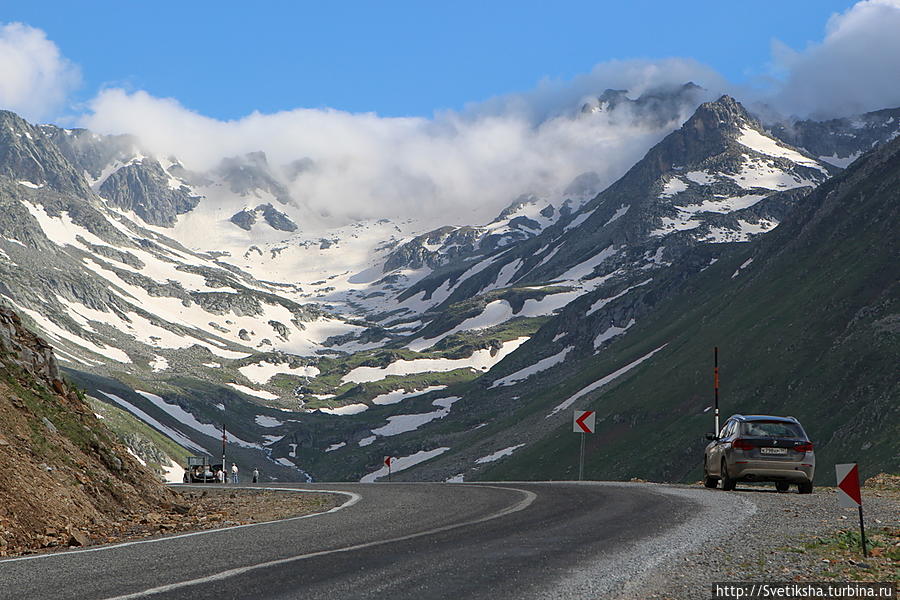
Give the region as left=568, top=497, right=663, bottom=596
left=593, top=319, right=636, bottom=350
left=659, top=177, right=688, bottom=198
left=227, top=383, right=279, bottom=400
left=737, top=127, right=826, bottom=172
left=319, top=403, right=369, bottom=415
left=546, top=345, right=668, bottom=418
left=370, top=386, right=448, bottom=406
left=342, top=337, right=529, bottom=384
left=369, top=396, right=460, bottom=438
left=239, top=361, right=320, bottom=385
left=360, top=447, right=450, bottom=482
left=475, top=444, right=526, bottom=464
left=490, top=346, right=573, bottom=388
left=604, top=205, right=629, bottom=227
left=255, top=415, right=283, bottom=428
left=149, top=355, right=169, bottom=372
left=586, top=279, right=652, bottom=317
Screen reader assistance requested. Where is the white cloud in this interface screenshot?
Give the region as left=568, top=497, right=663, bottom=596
left=81, top=61, right=718, bottom=227
left=7, top=3, right=900, bottom=227
left=769, top=0, right=900, bottom=118
left=0, top=22, right=80, bottom=122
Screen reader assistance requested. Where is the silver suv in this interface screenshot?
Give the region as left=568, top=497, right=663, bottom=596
left=703, top=414, right=815, bottom=494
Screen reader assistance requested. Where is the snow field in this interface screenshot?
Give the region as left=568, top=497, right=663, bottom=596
left=341, top=337, right=529, bottom=384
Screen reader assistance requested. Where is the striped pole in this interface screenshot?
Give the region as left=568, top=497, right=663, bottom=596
left=714, top=347, right=720, bottom=434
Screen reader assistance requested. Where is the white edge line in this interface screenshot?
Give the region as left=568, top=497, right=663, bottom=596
left=102, top=484, right=537, bottom=600
left=0, top=486, right=360, bottom=565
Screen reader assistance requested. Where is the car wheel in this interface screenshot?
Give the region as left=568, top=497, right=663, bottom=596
left=721, top=460, right=736, bottom=491
left=775, top=482, right=790, bottom=493
left=703, top=460, right=718, bottom=488
left=798, top=482, right=813, bottom=494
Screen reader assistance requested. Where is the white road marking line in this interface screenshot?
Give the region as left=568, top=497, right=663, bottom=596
left=0, top=487, right=360, bottom=564
left=102, top=485, right=537, bottom=600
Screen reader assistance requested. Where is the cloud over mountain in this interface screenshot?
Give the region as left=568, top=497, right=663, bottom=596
left=0, top=22, right=80, bottom=122
left=82, top=70, right=713, bottom=226
left=4, top=1, right=900, bottom=225
left=769, top=0, right=900, bottom=118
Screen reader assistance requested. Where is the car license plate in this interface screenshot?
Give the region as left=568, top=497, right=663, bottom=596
left=760, top=447, right=788, bottom=455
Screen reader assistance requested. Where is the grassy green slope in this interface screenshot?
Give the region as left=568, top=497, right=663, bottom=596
left=87, top=395, right=191, bottom=476
left=477, top=139, right=900, bottom=484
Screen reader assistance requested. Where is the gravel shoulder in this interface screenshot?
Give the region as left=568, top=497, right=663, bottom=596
left=623, top=478, right=900, bottom=600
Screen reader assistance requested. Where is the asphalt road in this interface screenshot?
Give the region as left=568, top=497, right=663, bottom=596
left=0, top=482, right=743, bottom=600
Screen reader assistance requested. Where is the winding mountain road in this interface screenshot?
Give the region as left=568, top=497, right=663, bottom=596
left=0, top=482, right=751, bottom=600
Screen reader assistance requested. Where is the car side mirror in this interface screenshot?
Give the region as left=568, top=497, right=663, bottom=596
left=705, top=433, right=718, bottom=441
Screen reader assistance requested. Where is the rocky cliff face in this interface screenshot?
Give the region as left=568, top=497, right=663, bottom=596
left=0, top=306, right=175, bottom=555
left=768, top=107, right=900, bottom=167
left=99, top=159, right=202, bottom=227
left=230, top=203, right=298, bottom=232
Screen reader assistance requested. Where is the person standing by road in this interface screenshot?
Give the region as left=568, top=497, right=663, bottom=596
left=231, top=463, right=239, bottom=484
left=252, top=468, right=259, bottom=483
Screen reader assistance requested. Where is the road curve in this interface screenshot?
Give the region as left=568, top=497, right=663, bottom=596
left=0, top=482, right=752, bottom=600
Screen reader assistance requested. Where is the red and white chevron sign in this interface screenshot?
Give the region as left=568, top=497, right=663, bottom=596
left=836, top=463, right=862, bottom=508
left=573, top=410, right=596, bottom=434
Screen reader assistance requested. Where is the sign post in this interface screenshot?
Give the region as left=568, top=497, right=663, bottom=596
left=573, top=410, right=596, bottom=481
left=221, top=422, right=227, bottom=485
left=835, top=463, right=867, bottom=557
left=384, top=456, right=393, bottom=482
left=714, top=347, right=720, bottom=435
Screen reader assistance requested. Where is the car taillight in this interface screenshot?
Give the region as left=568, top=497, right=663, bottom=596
left=732, top=438, right=755, bottom=451
left=793, top=442, right=814, bottom=453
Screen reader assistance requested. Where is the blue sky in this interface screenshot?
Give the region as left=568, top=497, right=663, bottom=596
left=2, top=0, right=859, bottom=119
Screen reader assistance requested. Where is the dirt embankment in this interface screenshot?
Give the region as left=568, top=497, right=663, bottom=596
left=0, top=306, right=177, bottom=556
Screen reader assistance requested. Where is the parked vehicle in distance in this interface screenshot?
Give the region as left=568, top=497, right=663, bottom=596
left=703, top=415, right=815, bottom=494
left=184, top=456, right=223, bottom=483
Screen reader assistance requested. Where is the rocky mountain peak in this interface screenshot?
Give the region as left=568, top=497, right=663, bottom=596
left=581, top=82, right=707, bottom=127
left=216, top=151, right=293, bottom=205
left=98, top=158, right=202, bottom=227
left=39, top=125, right=140, bottom=181
left=0, top=111, right=94, bottom=197
left=682, top=94, right=753, bottom=141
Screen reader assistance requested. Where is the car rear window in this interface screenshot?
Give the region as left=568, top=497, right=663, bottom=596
left=740, top=421, right=804, bottom=438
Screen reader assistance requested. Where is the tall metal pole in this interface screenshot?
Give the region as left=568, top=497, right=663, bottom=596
left=221, top=420, right=227, bottom=485
left=714, top=347, right=720, bottom=434
left=578, top=433, right=585, bottom=481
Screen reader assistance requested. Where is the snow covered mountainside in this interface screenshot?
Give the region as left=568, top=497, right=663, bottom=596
left=0, top=89, right=897, bottom=483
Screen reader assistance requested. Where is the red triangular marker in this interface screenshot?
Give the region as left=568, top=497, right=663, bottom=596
left=838, top=464, right=862, bottom=506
